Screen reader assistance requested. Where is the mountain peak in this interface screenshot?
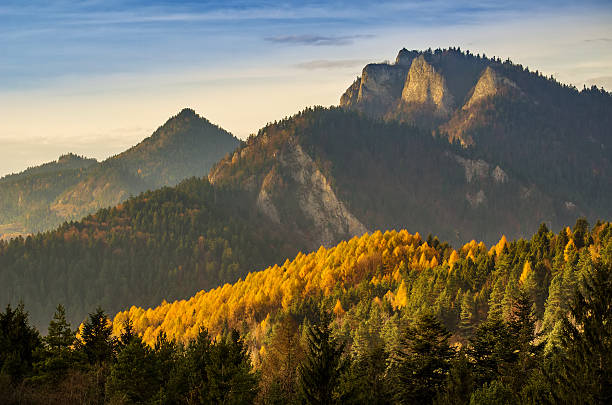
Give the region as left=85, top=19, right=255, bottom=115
left=463, top=66, right=521, bottom=109
left=176, top=107, right=197, bottom=118
left=57, top=153, right=94, bottom=164
left=395, top=48, right=419, bottom=66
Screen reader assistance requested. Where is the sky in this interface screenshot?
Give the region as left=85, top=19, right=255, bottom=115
left=1, top=0, right=611, bottom=177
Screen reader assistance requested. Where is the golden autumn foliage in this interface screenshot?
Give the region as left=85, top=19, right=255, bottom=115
left=519, top=261, right=532, bottom=284
left=111, top=230, right=447, bottom=345
left=564, top=239, right=577, bottom=262
left=109, top=223, right=609, bottom=348
left=393, top=280, right=408, bottom=309
left=333, top=299, right=345, bottom=317
left=448, top=250, right=460, bottom=271
left=490, top=235, right=509, bottom=257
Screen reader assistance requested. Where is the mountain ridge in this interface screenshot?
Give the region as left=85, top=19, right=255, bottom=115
left=0, top=108, right=240, bottom=237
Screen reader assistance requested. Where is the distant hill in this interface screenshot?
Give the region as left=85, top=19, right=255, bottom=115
left=0, top=108, right=240, bottom=237
left=0, top=154, right=98, bottom=238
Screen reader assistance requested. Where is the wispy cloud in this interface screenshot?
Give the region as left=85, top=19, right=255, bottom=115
left=583, top=37, right=612, bottom=43
left=265, top=34, right=373, bottom=46
left=294, top=59, right=368, bottom=69
left=586, top=76, right=612, bottom=90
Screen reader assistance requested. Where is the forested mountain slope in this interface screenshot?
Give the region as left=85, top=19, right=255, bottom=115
left=0, top=154, right=98, bottom=238
left=210, top=107, right=579, bottom=246
left=0, top=177, right=300, bottom=329
left=0, top=108, right=240, bottom=236
left=341, top=48, right=612, bottom=222
left=2, top=220, right=611, bottom=404
left=114, top=219, right=612, bottom=356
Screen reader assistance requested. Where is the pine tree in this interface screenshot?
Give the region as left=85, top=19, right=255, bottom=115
left=33, top=304, right=83, bottom=383
left=487, top=278, right=505, bottom=320
left=468, top=318, right=515, bottom=387
left=459, top=290, right=475, bottom=338
left=45, top=305, right=75, bottom=352
left=434, top=349, right=475, bottom=405
left=205, top=329, right=259, bottom=404
left=391, top=313, right=454, bottom=405
left=550, top=259, right=612, bottom=403
left=118, top=318, right=137, bottom=349
left=106, top=336, right=159, bottom=404
left=0, top=303, right=41, bottom=382
left=298, top=310, right=348, bottom=404
left=504, top=288, right=542, bottom=397
left=79, top=307, right=115, bottom=366
left=347, top=310, right=390, bottom=404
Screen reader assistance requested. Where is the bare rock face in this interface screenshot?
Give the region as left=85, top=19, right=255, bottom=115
left=454, top=155, right=490, bottom=183
left=492, top=166, right=508, bottom=184
left=440, top=67, right=523, bottom=145
left=464, top=67, right=521, bottom=109
left=211, top=137, right=369, bottom=249
left=466, top=190, right=486, bottom=207
left=256, top=168, right=282, bottom=224
left=399, top=56, right=454, bottom=117
left=340, top=49, right=418, bottom=116
left=453, top=154, right=510, bottom=186
left=340, top=49, right=457, bottom=126
left=341, top=63, right=407, bottom=116
left=272, top=142, right=369, bottom=247
left=340, top=77, right=361, bottom=107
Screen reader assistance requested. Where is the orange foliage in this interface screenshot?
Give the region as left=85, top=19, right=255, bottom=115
left=111, top=229, right=485, bottom=346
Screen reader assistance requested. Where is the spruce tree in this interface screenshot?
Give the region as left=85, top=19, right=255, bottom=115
left=205, top=329, right=259, bottom=404
left=118, top=318, right=137, bottom=349
left=391, top=313, right=454, bottom=405
left=551, top=259, right=612, bottom=404
left=106, top=335, right=159, bottom=404
left=45, top=304, right=75, bottom=352
left=298, top=310, right=347, bottom=404
left=468, top=318, right=514, bottom=387
left=0, top=303, right=41, bottom=382
left=79, top=307, right=115, bottom=366
left=33, top=304, right=83, bottom=383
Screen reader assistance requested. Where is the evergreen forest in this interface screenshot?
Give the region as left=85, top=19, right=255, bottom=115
left=1, top=220, right=611, bottom=404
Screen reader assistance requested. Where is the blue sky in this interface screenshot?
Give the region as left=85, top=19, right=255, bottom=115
left=1, top=0, right=611, bottom=175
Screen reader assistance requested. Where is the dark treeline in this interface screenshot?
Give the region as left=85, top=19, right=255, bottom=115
left=0, top=177, right=299, bottom=330
left=1, top=238, right=610, bottom=404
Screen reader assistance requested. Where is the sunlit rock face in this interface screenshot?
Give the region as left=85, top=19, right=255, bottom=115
left=464, top=66, right=521, bottom=110
left=400, top=56, right=454, bottom=117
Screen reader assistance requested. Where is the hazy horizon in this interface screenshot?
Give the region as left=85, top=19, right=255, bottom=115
left=1, top=0, right=611, bottom=177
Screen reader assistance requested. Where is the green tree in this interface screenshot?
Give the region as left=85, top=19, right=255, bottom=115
left=106, top=336, right=159, bottom=404
left=550, top=259, right=612, bottom=404
left=205, top=329, right=259, bottom=404
left=33, top=304, right=83, bottom=383
left=346, top=312, right=390, bottom=404
left=468, top=318, right=514, bottom=387
left=391, top=313, right=454, bottom=405
left=435, top=349, right=475, bottom=405
left=298, top=311, right=348, bottom=404
left=0, top=303, right=41, bottom=382
left=79, top=307, right=115, bottom=366
left=118, top=318, right=137, bottom=349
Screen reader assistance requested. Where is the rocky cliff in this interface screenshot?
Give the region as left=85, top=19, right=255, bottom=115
left=210, top=130, right=368, bottom=250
